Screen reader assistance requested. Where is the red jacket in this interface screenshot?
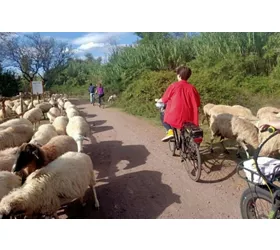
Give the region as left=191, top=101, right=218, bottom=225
left=161, top=80, right=200, bottom=129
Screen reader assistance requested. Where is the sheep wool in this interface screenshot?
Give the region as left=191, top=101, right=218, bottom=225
left=66, top=116, right=94, bottom=152
left=0, top=118, right=33, bottom=130
left=52, top=116, right=69, bottom=135
left=0, top=147, right=18, bottom=172
left=209, top=113, right=259, bottom=158
left=0, top=151, right=99, bottom=218
left=0, top=125, right=34, bottom=151
left=47, top=107, right=61, bottom=124
left=29, top=124, right=58, bottom=146
left=0, top=171, right=22, bottom=201
left=23, top=108, right=43, bottom=130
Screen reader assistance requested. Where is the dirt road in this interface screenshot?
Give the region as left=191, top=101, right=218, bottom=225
left=61, top=99, right=247, bottom=219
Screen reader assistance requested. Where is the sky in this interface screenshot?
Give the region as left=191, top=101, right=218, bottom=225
left=29, top=32, right=140, bottom=61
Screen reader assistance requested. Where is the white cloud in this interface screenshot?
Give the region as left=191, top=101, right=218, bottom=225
left=72, top=32, right=122, bottom=46
left=77, top=42, right=106, bottom=51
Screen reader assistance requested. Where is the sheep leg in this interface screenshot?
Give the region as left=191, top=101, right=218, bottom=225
left=201, top=115, right=206, bottom=124
left=210, top=133, right=215, bottom=153
left=91, top=185, right=100, bottom=209
left=237, top=140, right=250, bottom=159
left=52, top=212, right=59, bottom=219
left=80, top=197, right=87, bottom=207
left=220, top=137, right=229, bottom=154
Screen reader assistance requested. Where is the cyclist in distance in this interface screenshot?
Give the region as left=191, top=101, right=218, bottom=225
left=157, top=66, right=201, bottom=142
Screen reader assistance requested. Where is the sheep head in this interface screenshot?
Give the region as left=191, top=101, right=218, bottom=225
left=12, top=143, right=45, bottom=173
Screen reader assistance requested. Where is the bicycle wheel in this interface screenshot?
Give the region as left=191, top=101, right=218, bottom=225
left=181, top=135, right=202, bottom=182
left=240, top=186, right=280, bottom=219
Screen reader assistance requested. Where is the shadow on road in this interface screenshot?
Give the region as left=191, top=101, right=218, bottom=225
left=84, top=140, right=150, bottom=180
left=61, top=170, right=181, bottom=219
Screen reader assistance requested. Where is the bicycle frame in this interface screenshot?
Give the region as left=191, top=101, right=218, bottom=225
left=238, top=129, right=280, bottom=219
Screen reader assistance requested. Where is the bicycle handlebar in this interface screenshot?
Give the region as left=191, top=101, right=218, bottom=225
left=260, top=125, right=278, bottom=134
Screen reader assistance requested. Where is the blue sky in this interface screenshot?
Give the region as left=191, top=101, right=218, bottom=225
left=33, top=32, right=139, bottom=61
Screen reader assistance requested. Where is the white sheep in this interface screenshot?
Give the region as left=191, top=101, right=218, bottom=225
left=0, top=171, right=22, bottom=201
left=35, top=102, right=52, bottom=119
left=209, top=113, right=259, bottom=158
left=23, top=108, right=43, bottom=130
left=0, top=147, right=18, bottom=172
left=4, top=100, right=14, bottom=109
left=202, top=103, right=215, bottom=124
left=29, top=124, right=58, bottom=146
left=52, top=116, right=69, bottom=135
left=57, top=98, right=65, bottom=113
left=47, top=107, right=61, bottom=124
left=24, top=100, right=31, bottom=106
left=13, top=103, right=27, bottom=116
left=49, top=97, right=57, bottom=107
left=64, top=101, right=73, bottom=110
left=231, top=105, right=254, bottom=117
left=0, top=125, right=34, bottom=151
left=66, top=107, right=80, bottom=119
left=257, top=106, right=280, bottom=119
left=108, top=94, right=117, bottom=102
left=0, top=118, right=33, bottom=129
left=1, top=151, right=99, bottom=218
left=0, top=106, right=13, bottom=120
left=66, top=116, right=95, bottom=152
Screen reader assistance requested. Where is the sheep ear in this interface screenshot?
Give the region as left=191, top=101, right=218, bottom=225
left=32, top=150, right=39, bottom=159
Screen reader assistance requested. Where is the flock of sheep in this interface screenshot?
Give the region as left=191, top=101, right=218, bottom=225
left=203, top=103, right=280, bottom=158
left=0, top=94, right=99, bottom=219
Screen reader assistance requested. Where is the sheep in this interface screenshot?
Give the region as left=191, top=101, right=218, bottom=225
left=4, top=100, right=14, bottom=109
left=257, top=107, right=280, bottom=119
left=52, top=116, right=68, bottom=135
left=57, top=98, right=65, bottom=113
left=24, top=100, right=31, bottom=106
left=202, top=103, right=215, bottom=124
left=47, top=107, right=61, bottom=124
left=66, top=116, right=95, bottom=152
left=64, top=101, right=73, bottom=110
left=49, top=97, right=57, bottom=107
left=12, top=135, right=78, bottom=179
left=0, top=118, right=33, bottom=130
left=0, top=125, right=34, bottom=151
left=231, top=105, right=254, bottom=117
left=23, top=108, right=43, bottom=130
left=1, top=151, right=99, bottom=218
left=108, top=94, right=117, bottom=102
left=13, top=103, right=27, bottom=116
left=0, top=171, right=22, bottom=201
left=209, top=113, right=259, bottom=158
left=35, top=102, right=52, bottom=119
left=0, top=147, right=18, bottom=171
left=65, top=107, right=80, bottom=119
left=0, top=106, right=13, bottom=120
left=29, top=124, right=58, bottom=146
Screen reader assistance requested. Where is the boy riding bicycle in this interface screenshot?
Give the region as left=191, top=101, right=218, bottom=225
left=157, top=66, right=201, bottom=142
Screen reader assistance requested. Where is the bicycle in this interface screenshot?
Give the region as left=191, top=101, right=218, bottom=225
left=237, top=125, right=280, bottom=219
left=155, top=100, right=204, bottom=182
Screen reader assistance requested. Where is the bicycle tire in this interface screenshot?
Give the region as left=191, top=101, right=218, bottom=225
left=182, top=135, right=202, bottom=182
left=240, top=185, right=279, bottom=219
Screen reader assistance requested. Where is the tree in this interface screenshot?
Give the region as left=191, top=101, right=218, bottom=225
left=2, top=33, right=73, bottom=86
left=0, top=66, right=21, bottom=97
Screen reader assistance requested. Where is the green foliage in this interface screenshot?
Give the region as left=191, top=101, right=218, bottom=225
left=5, top=32, right=280, bottom=124
left=117, top=71, right=175, bottom=118
left=0, top=67, right=20, bottom=97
